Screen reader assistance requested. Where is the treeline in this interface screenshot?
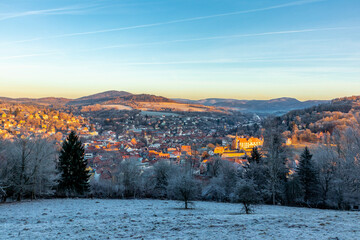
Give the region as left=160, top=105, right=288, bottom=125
left=90, top=120, right=360, bottom=211
left=1, top=124, right=360, bottom=212
left=283, top=102, right=353, bottom=132
left=0, top=131, right=90, bottom=202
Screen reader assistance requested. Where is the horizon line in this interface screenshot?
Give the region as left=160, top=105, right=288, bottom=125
left=0, top=90, right=339, bottom=102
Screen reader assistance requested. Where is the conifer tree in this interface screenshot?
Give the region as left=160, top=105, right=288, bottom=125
left=298, top=147, right=319, bottom=203
left=248, top=146, right=262, bottom=164
left=58, top=131, right=89, bottom=196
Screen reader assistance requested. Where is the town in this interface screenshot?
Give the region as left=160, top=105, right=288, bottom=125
left=0, top=102, right=264, bottom=181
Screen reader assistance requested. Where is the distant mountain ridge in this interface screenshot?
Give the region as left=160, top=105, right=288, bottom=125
left=68, top=90, right=131, bottom=106
left=104, top=94, right=176, bottom=104
left=0, top=91, right=328, bottom=114
left=0, top=96, right=71, bottom=106
left=174, top=97, right=328, bottom=114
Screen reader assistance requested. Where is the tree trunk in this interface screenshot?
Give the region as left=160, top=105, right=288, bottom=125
left=272, top=182, right=276, bottom=205
left=243, top=203, right=250, bottom=214
left=17, top=193, right=21, bottom=202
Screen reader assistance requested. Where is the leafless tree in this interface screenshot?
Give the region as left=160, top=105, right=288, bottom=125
left=332, top=127, right=360, bottom=208
left=233, top=179, right=261, bottom=214
left=0, top=137, right=58, bottom=201
left=263, top=121, right=289, bottom=205
left=203, top=160, right=239, bottom=201
left=114, top=158, right=141, bottom=198
left=151, top=160, right=176, bottom=198
left=313, top=145, right=338, bottom=206
left=202, top=176, right=226, bottom=202
left=167, top=167, right=199, bottom=209
left=313, top=126, right=360, bottom=209
left=206, top=156, right=223, bottom=177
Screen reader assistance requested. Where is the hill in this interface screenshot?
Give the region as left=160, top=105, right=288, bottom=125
left=175, top=97, right=327, bottom=114
left=103, top=94, right=177, bottom=104
left=0, top=97, right=71, bottom=106
left=0, top=91, right=328, bottom=114
left=0, top=91, right=228, bottom=113
left=67, top=90, right=131, bottom=106
left=280, top=95, right=360, bottom=143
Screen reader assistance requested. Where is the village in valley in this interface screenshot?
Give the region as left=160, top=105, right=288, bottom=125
left=0, top=102, right=266, bottom=181
left=84, top=131, right=264, bottom=182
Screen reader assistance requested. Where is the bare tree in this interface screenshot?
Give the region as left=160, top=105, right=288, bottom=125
left=233, top=179, right=261, bottom=214
left=115, top=158, right=141, bottom=198
left=28, top=138, right=59, bottom=199
left=263, top=123, right=288, bottom=205
left=1, top=137, right=58, bottom=201
left=332, top=127, right=360, bottom=209
left=0, top=141, right=7, bottom=202
left=90, top=179, right=118, bottom=198
left=152, top=160, right=176, bottom=198
left=202, top=176, right=226, bottom=202
left=313, top=145, right=338, bottom=206
left=312, top=126, right=360, bottom=209
left=167, top=168, right=199, bottom=209
left=203, top=160, right=239, bottom=201
left=206, top=156, right=223, bottom=177
left=0, top=186, right=5, bottom=202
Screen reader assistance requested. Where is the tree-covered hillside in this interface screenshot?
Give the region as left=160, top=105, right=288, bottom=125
left=280, top=96, right=360, bottom=143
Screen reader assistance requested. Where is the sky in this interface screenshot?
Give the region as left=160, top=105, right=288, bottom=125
left=0, top=0, right=359, bottom=100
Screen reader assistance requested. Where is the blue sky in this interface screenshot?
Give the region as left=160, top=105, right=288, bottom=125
left=0, top=0, right=359, bottom=100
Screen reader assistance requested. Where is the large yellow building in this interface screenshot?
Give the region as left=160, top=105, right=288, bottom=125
left=232, top=136, right=264, bottom=150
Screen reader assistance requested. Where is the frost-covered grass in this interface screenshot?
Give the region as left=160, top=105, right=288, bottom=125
left=1, top=199, right=359, bottom=239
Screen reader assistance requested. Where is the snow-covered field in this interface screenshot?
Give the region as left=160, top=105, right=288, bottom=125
left=0, top=199, right=359, bottom=240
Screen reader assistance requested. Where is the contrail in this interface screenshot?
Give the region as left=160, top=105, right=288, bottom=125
left=0, top=4, right=99, bottom=21
left=0, top=0, right=326, bottom=45
left=1, top=26, right=357, bottom=61
left=85, top=26, right=358, bottom=51
left=52, top=0, right=325, bottom=38
left=0, top=52, right=59, bottom=60
left=1, top=52, right=359, bottom=63
left=112, top=56, right=360, bottom=66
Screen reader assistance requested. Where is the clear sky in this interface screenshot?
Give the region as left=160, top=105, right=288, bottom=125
left=0, top=0, right=359, bottom=100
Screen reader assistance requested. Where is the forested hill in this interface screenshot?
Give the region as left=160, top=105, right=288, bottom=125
left=280, top=96, right=360, bottom=143
left=104, top=94, right=177, bottom=104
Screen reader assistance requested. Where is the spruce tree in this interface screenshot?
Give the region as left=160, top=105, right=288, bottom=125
left=58, top=131, right=89, bottom=196
left=298, top=147, right=319, bottom=203
left=248, top=146, right=262, bottom=164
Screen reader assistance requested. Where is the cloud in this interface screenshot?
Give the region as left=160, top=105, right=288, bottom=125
left=0, top=4, right=99, bottom=21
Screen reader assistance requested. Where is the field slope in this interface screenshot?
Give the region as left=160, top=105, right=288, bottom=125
left=0, top=199, right=359, bottom=239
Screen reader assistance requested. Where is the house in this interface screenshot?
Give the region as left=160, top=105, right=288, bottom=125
left=248, top=137, right=264, bottom=147
left=84, top=153, right=94, bottom=160
left=213, top=147, right=224, bottom=154
left=181, top=145, right=192, bottom=155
